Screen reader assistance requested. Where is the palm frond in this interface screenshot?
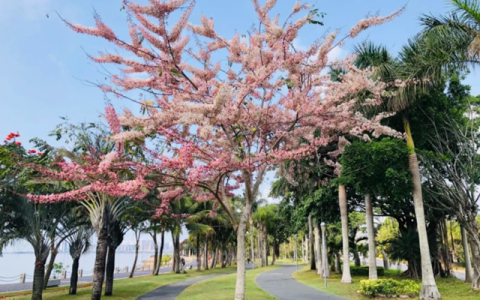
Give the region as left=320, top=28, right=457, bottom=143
left=353, top=41, right=398, bottom=81
left=452, top=0, right=480, bottom=26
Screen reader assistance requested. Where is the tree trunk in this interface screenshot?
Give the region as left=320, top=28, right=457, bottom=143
left=129, top=239, right=139, bottom=278
left=227, top=249, right=232, bottom=266
left=468, top=238, right=480, bottom=290
left=302, top=236, right=306, bottom=263
left=465, top=219, right=480, bottom=290
left=354, top=251, right=361, bottom=267
left=461, top=226, right=473, bottom=283
left=92, top=226, right=108, bottom=300
left=272, top=239, right=276, bottom=265
left=339, top=184, right=352, bottom=283
left=411, top=154, right=442, bottom=298
left=450, top=221, right=455, bottom=262
left=210, top=243, right=217, bottom=269
left=32, top=258, right=46, bottom=300
left=314, top=222, right=323, bottom=276
left=234, top=180, right=254, bottom=300
left=154, top=228, right=165, bottom=275
left=43, top=246, right=58, bottom=290
left=257, top=225, right=263, bottom=266
left=172, top=232, right=177, bottom=272
left=264, top=229, right=268, bottom=266
left=365, top=194, right=378, bottom=280
left=220, top=247, right=226, bottom=268
left=104, top=245, right=116, bottom=296
left=404, top=116, right=441, bottom=299
left=250, top=217, right=255, bottom=269
left=382, top=247, right=389, bottom=271
left=174, top=233, right=181, bottom=273
left=308, top=214, right=316, bottom=270
left=69, top=257, right=80, bottom=295
left=440, top=219, right=452, bottom=275
left=204, top=234, right=209, bottom=271
left=196, top=233, right=201, bottom=271
left=336, top=252, right=342, bottom=274
left=152, top=233, right=158, bottom=275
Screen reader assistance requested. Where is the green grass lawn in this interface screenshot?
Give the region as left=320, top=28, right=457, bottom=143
left=176, top=265, right=281, bottom=300
left=2, top=267, right=236, bottom=300
left=293, top=266, right=480, bottom=300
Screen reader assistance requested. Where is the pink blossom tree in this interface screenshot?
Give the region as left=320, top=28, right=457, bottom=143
left=50, top=1, right=405, bottom=298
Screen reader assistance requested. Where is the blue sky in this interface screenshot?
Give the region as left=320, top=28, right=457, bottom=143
left=1, top=0, right=479, bottom=149
left=1, top=0, right=479, bottom=245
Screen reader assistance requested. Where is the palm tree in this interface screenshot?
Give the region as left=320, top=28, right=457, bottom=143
left=421, top=0, right=479, bottom=70
left=168, top=197, right=200, bottom=273
left=105, top=217, right=127, bottom=296
left=186, top=211, right=215, bottom=271
left=67, top=225, right=93, bottom=295
left=82, top=194, right=126, bottom=299
left=354, top=41, right=443, bottom=299
left=250, top=196, right=267, bottom=268
left=0, top=198, right=70, bottom=300
left=253, top=205, right=279, bottom=267
left=365, top=195, right=377, bottom=280
left=421, top=1, right=480, bottom=290
left=43, top=206, right=82, bottom=290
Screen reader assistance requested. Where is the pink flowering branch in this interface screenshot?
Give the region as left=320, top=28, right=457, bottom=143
left=56, top=0, right=405, bottom=229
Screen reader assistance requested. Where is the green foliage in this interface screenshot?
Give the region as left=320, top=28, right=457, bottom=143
left=161, top=255, right=172, bottom=263
left=350, top=266, right=385, bottom=277
left=340, top=138, right=412, bottom=201
left=360, top=279, right=420, bottom=298
left=294, top=185, right=340, bottom=227
left=254, top=204, right=279, bottom=234
left=52, top=263, right=68, bottom=278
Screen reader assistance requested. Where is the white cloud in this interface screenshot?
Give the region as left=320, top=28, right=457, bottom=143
left=327, top=46, right=343, bottom=62
left=292, top=38, right=309, bottom=52
left=257, top=170, right=281, bottom=204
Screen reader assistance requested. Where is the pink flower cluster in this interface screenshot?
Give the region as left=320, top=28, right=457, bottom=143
left=52, top=0, right=405, bottom=219
left=349, top=7, right=405, bottom=38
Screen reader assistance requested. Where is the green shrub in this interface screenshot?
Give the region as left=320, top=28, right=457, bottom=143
left=161, top=255, right=172, bottom=263
left=396, top=280, right=421, bottom=297
left=360, top=279, right=420, bottom=298
left=350, top=266, right=385, bottom=276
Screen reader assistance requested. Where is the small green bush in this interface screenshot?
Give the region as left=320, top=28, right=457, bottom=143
left=360, top=279, right=420, bottom=298
left=350, top=266, right=385, bottom=276
left=161, top=255, right=172, bottom=263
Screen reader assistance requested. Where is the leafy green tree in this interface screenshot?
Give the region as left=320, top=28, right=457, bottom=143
left=352, top=38, right=476, bottom=297
left=0, top=137, right=78, bottom=300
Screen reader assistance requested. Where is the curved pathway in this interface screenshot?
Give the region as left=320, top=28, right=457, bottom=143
left=136, top=263, right=254, bottom=300
left=256, top=265, right=347, bottom=300
left=136, top=273, right=227, bottom=300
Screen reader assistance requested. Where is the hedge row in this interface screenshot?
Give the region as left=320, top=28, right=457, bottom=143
left=360, top=279, right=420, bottom=298
left=350, top=266, right=385, bottom=276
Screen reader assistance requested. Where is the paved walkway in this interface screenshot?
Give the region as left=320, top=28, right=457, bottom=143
left=256, top=265, right=347, bottom=300
left=0, top=261, right=196, bottom=293
left=136, top=273, right=226, bottom=300
left=136, top=263, right=254, bottom=300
